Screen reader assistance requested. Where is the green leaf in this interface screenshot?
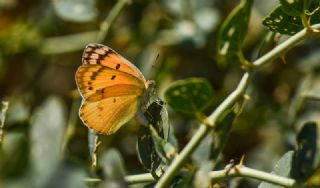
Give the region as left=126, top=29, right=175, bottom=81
left=169, top=171, right=194, bottom=188
left=52, top=0, right=97, bottom=22
left=6, top=96, right=30, bottom=125
left=217, top=0, right=253, bottom=62
left=0, top=132, right=29, bottom=178
left=263, top=5, right=303, bottom=35
left=149, top=125, right=176, bottom=164
left=143, top=100, right=178, bottom=148
left=0, top=22, right=41, bottom=55
left=279, top=0, right=318, bottom=16
left=164, top=78, right=214, bottom=114
left=191, top=131, right=213, bottom=166
left=137, top=124, right=162, bottom=173
left=193, top=161, right=214, bottom=188
left=137, top=99, right=177, bottom=173
left=258, top=151, right=295, bottom=188
left=263, top=4, right=320, bottom=35
left=100, top=148, right=126, bottom=180
left=211, top=110, right=237, bottom=161
left=43, top=164, right=87, bottom=188
left=279, top=0, right=306, bottom=16
left=30, top=96, right=67, bottom=187
left=255, top=32, right=278, bottom=58
left=291, top=121, right=317, bottom=182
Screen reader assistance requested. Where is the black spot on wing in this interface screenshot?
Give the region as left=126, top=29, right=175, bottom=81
left=111, top=75, right=116, bottom=80
left=89, top=66, right=105, bottom=80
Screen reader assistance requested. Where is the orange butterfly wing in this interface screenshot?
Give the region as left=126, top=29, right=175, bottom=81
left=76, top=44, right=148, bottom=135
left=82, top=43, right=147, bottom=87
left=79, top=95, right=139, bottom=135
left=76, top=64, right=145, bottom=101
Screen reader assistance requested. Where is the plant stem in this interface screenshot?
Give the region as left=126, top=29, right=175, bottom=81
left=207, top=72, right=251, bottom=124
left=41, top=0, right=129, bottom=54
left=124, top=165, right=295, bottom=187
left=0, top=101, right=9, bottom=148
left=124, top=173, right=154, bottom=184
left=253, top=24, right=320, bottom=67
left=155, top=72, right=252, bottom=188
left=209, top=166, right=295, bottom=187
left=41, top=31, right=98, bottom=54
left=62, top=99, right=80, bottom=152
left=155, top=24, right=320, bottom=188
left=97, top=0, right=130, bottom=42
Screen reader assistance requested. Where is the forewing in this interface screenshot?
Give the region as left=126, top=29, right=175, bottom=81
left=76, top=64, right=145, bottom=100
left=82, top=43, right=147, bottom=86
left=80, top=95, right=138, bottom=135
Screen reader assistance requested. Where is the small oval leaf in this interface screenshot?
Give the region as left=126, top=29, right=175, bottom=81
left=137, top=125, right=162, bottom=173
left=279, top=0, right=306, bottom=16
left=52, top=0, right=97, bottom=22
left=137, top=101, right=165, bottom=173
left=263, top=5, right=304, bottom=35
left=164, top=78, right=214, bottom=114
left=217, top=0, right=253, bottom=63
left=258, top=151, right=295, bottom=188
left=211, top=110, right=237, bottom=161
left=263, top=4, right=320, bottom=35
left=291, top=121, right=317, bottom=182
left=192, top=131, right=213, bottom=166
left=30, top=96, right=67, bottom=187
left=100, top=148, right=126, bottom=179
left=149, top=125, right=176, bottom=164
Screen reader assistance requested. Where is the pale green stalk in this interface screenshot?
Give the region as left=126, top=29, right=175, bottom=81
left=155, top=24, right=320, bottom=188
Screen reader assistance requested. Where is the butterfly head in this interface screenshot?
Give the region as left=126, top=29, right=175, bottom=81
left=138, top=80, right=157, bottom=111
left=146, top=80, right=155, bottom=88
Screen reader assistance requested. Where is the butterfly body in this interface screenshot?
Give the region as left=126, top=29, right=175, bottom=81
left=76, top=44, right=148, bottom=135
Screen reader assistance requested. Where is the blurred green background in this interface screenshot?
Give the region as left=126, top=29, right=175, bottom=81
left=0, top=0, right=320, bottom=187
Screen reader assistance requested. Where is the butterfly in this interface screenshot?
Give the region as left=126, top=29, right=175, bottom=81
left=76, top=43, right=149, bottom=135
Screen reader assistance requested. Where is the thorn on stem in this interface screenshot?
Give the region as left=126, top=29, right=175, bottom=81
left=224, top=155, right=246, bottom=175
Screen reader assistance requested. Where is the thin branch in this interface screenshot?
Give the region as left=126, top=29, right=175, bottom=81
left=0, top=101, right=9, bottom=147
left=155, top=24, right=320, bottom=188
left=253, top=24, right=320, bottom=67
left=207, top=72, right=251, bottom=124
left=41, top=31, right=98, bottom=54
left=124, top=173, right=154, bottom=184
left=62, top=99, right=80, bottom=152
left=124, top=165, right=295, bottom=187
left=209, top=166, right=295, bottom=187
left=97, top=0, right=130, bottom=42
left=41, top=0, right=130, bottom=55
